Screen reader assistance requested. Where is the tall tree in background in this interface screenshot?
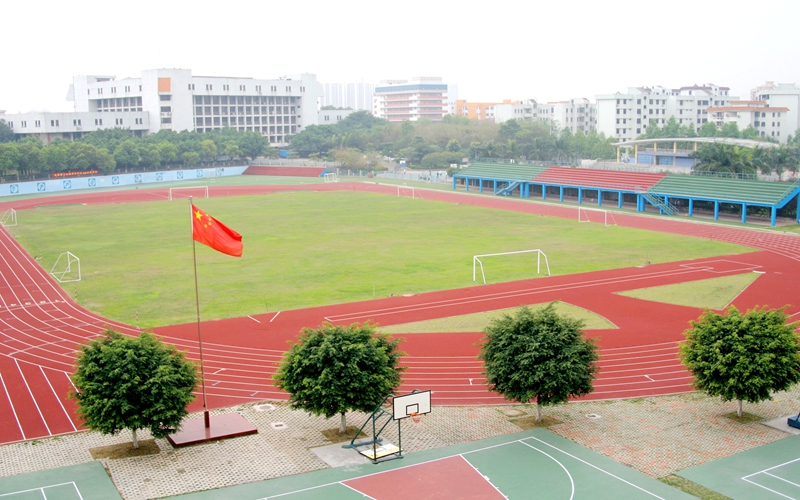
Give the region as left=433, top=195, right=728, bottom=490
left=71, top=329, right=198, bottom=448
left=680, top=306, right=800, bottom=417
left=478, top=305, right=599, bottom=421
left=274, top=323, right=404, bottom=434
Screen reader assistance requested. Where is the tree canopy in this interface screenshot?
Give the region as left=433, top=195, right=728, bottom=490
left=680, top=306, right=800, bottom=417
left=71, top=329, right=198, bottom=447
left=478, top=305, right=599, bottom=420
left=273, top=322, right=404, bottom=433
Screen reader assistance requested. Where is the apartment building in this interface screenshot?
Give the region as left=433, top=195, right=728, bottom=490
left=750, top=82, right=800, bottom=142
left=455, top=99, right=522, bottom=121
left=548, top=98, right=596, bottom=134
left=3, top=69, right=324, bottom=146
left=322, top=82, right=374, bottom=111
left=372, top=77, right=456, bottom=122
left=596, top=84, right=734, bottom=142
left=707, top=101, right=790, bottom=140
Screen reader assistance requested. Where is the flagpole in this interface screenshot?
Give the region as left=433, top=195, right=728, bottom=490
left=189, top=197, right=211, bottom=429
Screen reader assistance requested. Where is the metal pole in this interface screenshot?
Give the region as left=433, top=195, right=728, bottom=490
left=190, top=197, right=210, bottom=429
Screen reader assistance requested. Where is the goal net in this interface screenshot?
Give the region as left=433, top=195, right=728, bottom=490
left=473, top=249, right=551, bottom=284
left=50, top=252, right=81, bottom=283
left=578, top=207, right=617, bottom=226
left=0, top=209, right=17, bottom=227
left=397, top=185, right=423, bottom=199
left=169, top=186, right=209, bottom=201
left=323, top=172, right=339, bottom=183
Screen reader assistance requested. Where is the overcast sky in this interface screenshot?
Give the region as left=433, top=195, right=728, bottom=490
left=2, top=0, right=799, bottom=114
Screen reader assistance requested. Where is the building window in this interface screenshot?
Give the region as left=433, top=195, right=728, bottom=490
left=206, top=84, right=213, bottom=90
left=161, top=106, right=171, bottom=113
left=50, top=119, right=59, bottom=126
left=95, top=119, right=103, bottom=125
left=111, top=87, right=117, bottom=93
left=72, top=119, right=81, bottom=126
left=160, top=94, right=172, bottom=101
left=125, top=85, right=131, bottom=92
left=223, top=84, right=230, bottom=91
left=286, top=86, right=291, bottom=92
left=116, top=118, right=123, bottom=125
left=97, top=88, right=103, bottom=95
left=255, top=85, right=261, bottom=92
left=20, top=121, right=26, bottom=128
left=239, top=84, right=246, bottom=91
left=161, top=117, right=172, bottom=124
left=35, top=120, right=41, bottom=127
left=188, top=83, right=195, bottom=90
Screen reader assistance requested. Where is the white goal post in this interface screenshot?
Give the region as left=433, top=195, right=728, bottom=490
left=473, top=249, right=550, bottom=284
left=0, top=209, right=17, bottom=227
left=578, top=207, right=617, bottom=226
left=323, top=172, right=339, bottom=183
left=397, top=185, right=423, bottom=199
left=50, top=252, right=81, bottom=283
left=169, top=186, right=209, bottom=200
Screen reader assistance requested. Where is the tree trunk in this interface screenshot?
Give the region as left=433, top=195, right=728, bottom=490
left=131, top=428, right=139, bottom=449
left=536, top=402, right=543, bottom=422
left=339, top=413, right=347, bottom=434
left=737, top=400, right=743, bottom=418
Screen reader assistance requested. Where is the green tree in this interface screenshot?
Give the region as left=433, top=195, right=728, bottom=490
left=15, top=139, right=42, bottom=178
left=181, top=151, right=200, bottom=166
left=114, top=140, right=141, bottom=171
left=200, top=139, right=217, bottom=162
left=237, top=131, right=269, bottom=160
left=71, top=329, right=198, bottom=448
left=478, top=305, right=599, bottom=421
left=273, top=322, right=404, bottom=434
left=0, top=142, right=21, bottom=178
left=0, top=119, right=15, bottom=143
left=697, top=121, right=719, bottom=137
left=680, top=306, right=800, bottom=417
left=157, top=141, right=178, bottom=166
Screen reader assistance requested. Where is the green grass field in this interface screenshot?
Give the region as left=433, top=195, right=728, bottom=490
left=9, top=189, right=752, bottom=328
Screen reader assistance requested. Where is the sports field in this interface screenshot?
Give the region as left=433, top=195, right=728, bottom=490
left=7, top=188, right=750, bottom=328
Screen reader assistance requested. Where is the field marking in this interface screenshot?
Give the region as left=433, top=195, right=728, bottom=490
left=742, top=456, right=800, bottom=499
left=524, top=436, right=666, bottom=499
left=0, top=371, right=25, bottom=440
left=0, top=481, right=82, bottom=499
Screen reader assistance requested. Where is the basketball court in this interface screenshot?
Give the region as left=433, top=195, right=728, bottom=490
left=678, top=433, right=800, bottom=499
left=173, top=428, right=694, bottom=499
left=0, top=461, right=121, bottom=500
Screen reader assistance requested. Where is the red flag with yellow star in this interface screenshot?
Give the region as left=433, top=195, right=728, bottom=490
left=191, top=204, right=243, bottom=257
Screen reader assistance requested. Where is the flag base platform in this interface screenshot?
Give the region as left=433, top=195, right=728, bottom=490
left=167, top=413, right=258, bottom=447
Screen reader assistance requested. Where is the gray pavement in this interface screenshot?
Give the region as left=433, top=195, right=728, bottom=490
left=3, top=387, right=800, bottom=499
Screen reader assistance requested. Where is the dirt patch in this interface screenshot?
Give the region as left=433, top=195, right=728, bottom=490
left=510, top=415, right=563, bottom=430
left=721, top=411, right=763, bottom=423
left=89, top=439, right=160, bottom=460
left=321, top=426, right=367, bottom=443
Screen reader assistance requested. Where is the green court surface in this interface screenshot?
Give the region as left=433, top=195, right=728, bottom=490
left=678, top=434, right=800, bottom=499
left=0, top=461, right=121, bottom=500
left=174, top=429, right=693, bottom=499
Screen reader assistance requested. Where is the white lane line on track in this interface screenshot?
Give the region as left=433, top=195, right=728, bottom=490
left=270, top=311, right=281, bottom=323
left=14, top=358, right=51, bottom=436
left=248, top=316, right=261, bottom=323
left=40, top=366, right=77, bottom=432
left=0, top=371, right=26, bottom=440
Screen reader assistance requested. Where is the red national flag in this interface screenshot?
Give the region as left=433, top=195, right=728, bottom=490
left=191, top=205, right=243, bottom=257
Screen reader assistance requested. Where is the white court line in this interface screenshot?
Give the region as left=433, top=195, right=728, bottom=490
left=458, top=454, right=510, bottom=499
left=270, top=311, right=281, bottom=323
left=524, top=436, right=666, bottom=499
left=248, top=316, right=261, bottom=323
left=0, top=481, right=81, bottom=498
left=741, top=477, right=796, bottom=500
left=518, top=440, right=575, bottom=500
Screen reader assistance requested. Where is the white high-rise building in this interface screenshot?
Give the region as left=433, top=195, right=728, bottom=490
left=596, top=84, right=734, bottom=142
left=750, top=82, right=800, bottom=142
left=3, top=69, right=324, bottom=146
left=547, top=98, right=596, bottom=134
left=322, top=82, right=374, bottom=111
left=372, top=77, right=455, bottom=122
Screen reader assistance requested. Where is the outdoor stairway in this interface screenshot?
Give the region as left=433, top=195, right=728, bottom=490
left=639, top=190, right=679, bottom=215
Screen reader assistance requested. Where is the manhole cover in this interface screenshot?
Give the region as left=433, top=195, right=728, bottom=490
left=253, top=403, right=276, bottom=412
left=270, top=422, right=287, bottom=430
left=585, top=413, right=601, bottom=420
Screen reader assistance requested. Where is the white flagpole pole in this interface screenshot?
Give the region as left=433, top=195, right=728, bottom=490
left=190, top=197, right=211, bottom=429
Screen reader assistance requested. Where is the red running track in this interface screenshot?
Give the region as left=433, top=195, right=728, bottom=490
left=0, top=182, right=798, bottom=445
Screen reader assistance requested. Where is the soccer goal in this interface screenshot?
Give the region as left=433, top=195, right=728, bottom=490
left=0, top=209, right=17, bottom=227
left=397, top=185, right=423, bottom=199
left=169, top=186, right=209, bottom=201
left=50, top=252, right=81, bottom=283
left=473, top=249, right=550, bottom=284
left=578, top=207, right=617, bottom=226
left=323, top=172, right=339, bottom=183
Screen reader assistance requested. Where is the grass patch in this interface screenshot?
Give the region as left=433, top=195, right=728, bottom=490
left=659, top=475, right=731, bottom=499
left=9, top=190, right=752, bottom=328
left=382, top=301, right=615, bottom=333
left=510, top=415, right=563, bottom=429
left=616, top=272, right=759, bottom=310
left=321, top=426, right=367, bottom=443
left=89, top=439, right=160, bottom=459
left=721, top=411, right=763, bottom=423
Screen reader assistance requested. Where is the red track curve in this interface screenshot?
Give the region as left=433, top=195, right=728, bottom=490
left=0, top=182, right=798, bottom=445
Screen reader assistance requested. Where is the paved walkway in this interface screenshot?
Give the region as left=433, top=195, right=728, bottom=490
left=2, top=387, right=800, bottom=499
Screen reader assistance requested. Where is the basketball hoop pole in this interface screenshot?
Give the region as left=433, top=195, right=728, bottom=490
left=189, top=196, right=211, bottom=429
